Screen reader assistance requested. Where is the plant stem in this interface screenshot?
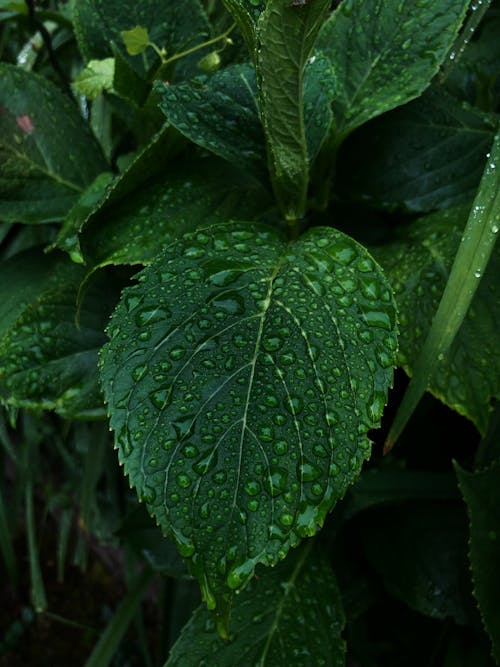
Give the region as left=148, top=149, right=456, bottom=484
left=386, top=128, right=500, bottom=451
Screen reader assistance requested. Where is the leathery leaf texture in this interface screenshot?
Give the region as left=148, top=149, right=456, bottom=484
left=100, top=222, right=397, bottom=614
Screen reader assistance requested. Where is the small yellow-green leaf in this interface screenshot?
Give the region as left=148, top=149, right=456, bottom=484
left=197, top=51, right=221, bottom=72
left=120, top=25, right=151, bottom=56
left=74, top=58, right=116, bottom=100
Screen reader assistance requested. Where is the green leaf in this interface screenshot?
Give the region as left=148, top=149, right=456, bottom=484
left=156, top=64, right=266, bottom=176
left=73, top=0, right=210, bottom=80
left=0, top=249, right=118, bottom=418
left=74, top=58, right=116, bottom=100
left=221, top=0, right=265, bottom=56
left=373, top=207, right=500, bottom=434
left=197, top=51, right=221, bottom=73
left=79, top=159, right=271, bottom=270
left=385, top=128, right=500, bottom=447
left=166, top=543, right=345, bottom=665
left=339, top=87, right=498, bottom=213
left=0, top=63, right=107, bottom=224
left=120, top=25, right=150, bottom=56
left=456, top=460, right=500, bottom=662
left=256, top=0, right=331, bottom=221
left=360, top=501, right=473, bottom=624
left=316, top=0, right=471, bottom=138
left=100, top=221, right=396, bottom=618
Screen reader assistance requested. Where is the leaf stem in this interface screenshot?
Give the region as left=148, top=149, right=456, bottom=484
left=385, top=128, right=500, bottom=452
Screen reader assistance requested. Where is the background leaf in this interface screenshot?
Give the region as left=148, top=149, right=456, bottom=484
left=0, top=63, right=107, bottom=223
left=359, top=501, right=474, bottom=625
left=0, top=249, right=119, bottom=418
left=316, top=0, right=471, bottom=138
left=456, top=460, right=500, bottom=662
left=73, top=0, right=210, bottom=80
left=100, top=221, right=396, bottom=618
left=338, top=88, right=498, bottom=213
left=373, top=207, right=500, bottom=434
left=166, top=543, right=345, bottom=666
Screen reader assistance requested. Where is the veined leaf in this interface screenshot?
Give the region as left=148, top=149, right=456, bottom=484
left=73, top=0, right=210, bottom=80
left=456, top=460, right=500, bottom=662
left=166, top=543, right=346, bottom=665
left=256, top=0, right=331, bottom=221
left=316, top=0, right=471, bottom=138
left=0, top=249, right=119, bottom=418
left=100, top=221, right=396, bottom=620
left=0, top=63, right=107, bottom=224
left=74, top=58, right=116, bottom=100
left=339, top=87, right=497, bottom=213
left=156, top=64, right=266, bottom=176
left=79, top=159, right=272, bottom=270
left=373, top=207, right=500, bottom=434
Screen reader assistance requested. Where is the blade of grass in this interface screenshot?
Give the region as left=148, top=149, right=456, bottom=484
left=26, top=475, right=47, bottom=612
left=56, top=507, right=73, bottom=583
left=386, top=128, right=500, bottom=451
left=84, top=568, right=155, bottom=667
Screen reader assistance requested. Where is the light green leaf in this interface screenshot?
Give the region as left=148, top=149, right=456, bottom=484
left=74, top=58, right=116, bottom=100
left=156, top=64, right=266, bottom=175
left=0, top=249, right=119, bottom=418
left=456, top=460, right=500, bottom=662
left=373, top=206, right=500, bottom=434
left=166, top=543, right=345, bottom=665
left=385, top=128, right=500, bottom=447
left=73, top=0, right=210, bottom=80
left=0, top=63, right=107, bottom=224
left=100, top=221, right=396, bottom=620
left=120, top=25, right=150, bottom=56
left=339, top=87, right=498, bottom=213
left=316, top=0, right=471, bottom=138
left=256, top=0, right=331, bottom=221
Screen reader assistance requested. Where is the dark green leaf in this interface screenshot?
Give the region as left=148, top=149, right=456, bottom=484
left=456, top=460, right=500, bottom=662
left=360, top=501, right=473, bottom=624
left=166, top=544, right=345, bottom=665
left=256, top=0, right=331, bottom=220
left=79, top=159, right=272, bottom=270
left=373, top=207, right=500, bottom=434
left=100, top=221, right=396, bottom=616
left=0, top=249, right=118, bottom=418
left=156, top=64, right=266, bottom=176
left=316, top=0, right=471, bottom=137
left=73, top=0, right=210, bottom=80
left=339, top=88, right=497, bottom=213
left=221, top=0, right=266, bottom=57
left=0, top=64, right=107, bottom=224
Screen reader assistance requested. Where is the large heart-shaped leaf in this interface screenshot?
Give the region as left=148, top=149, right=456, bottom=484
left=100, top=221, right=396, bottom=617
left=166, top=543, right=345, bottom=664
left=0, top=63, right=107, bottom=224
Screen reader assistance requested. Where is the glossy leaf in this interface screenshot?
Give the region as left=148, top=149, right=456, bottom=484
left=456, top=460, right=500, bottom=662
left=221, top=0, right=265, bottom=56
left=73, top=0, right=210, bottom=80
left=256, top=0, right=331, bottom=220
left=156, top=64, right=266, bottom=175
left=360, top=501, right=473, bottom=625
left=79, top=159, right=272, bottom=270
left=316, top=0, right=470, bottom=138
left=0, top=63, right=107, bottom=223
left=339, top=88, right=497, bottom=213
left=0, top=249, right=118, bottom=418
left=100, top=221, right=396, bottom=619
left=166, top=544, right=345, bottom=666
left=373, top=207, right=500, bottom=434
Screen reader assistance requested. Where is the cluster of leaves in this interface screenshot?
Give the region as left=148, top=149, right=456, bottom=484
left=1, top=0, right=500, bottom=665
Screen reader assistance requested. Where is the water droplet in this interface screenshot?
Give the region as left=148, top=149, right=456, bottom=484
left=263, top=467, right=287, bottom=497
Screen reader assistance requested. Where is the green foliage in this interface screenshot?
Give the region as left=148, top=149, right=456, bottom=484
left=1, top=0, right=500, bottom=665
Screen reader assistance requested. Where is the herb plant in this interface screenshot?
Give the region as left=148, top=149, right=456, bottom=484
left=1, top=0, right=500, bottom=665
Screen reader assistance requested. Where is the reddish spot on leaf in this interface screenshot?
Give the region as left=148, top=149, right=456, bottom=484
left=16, top=114, right=34, bottom=133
